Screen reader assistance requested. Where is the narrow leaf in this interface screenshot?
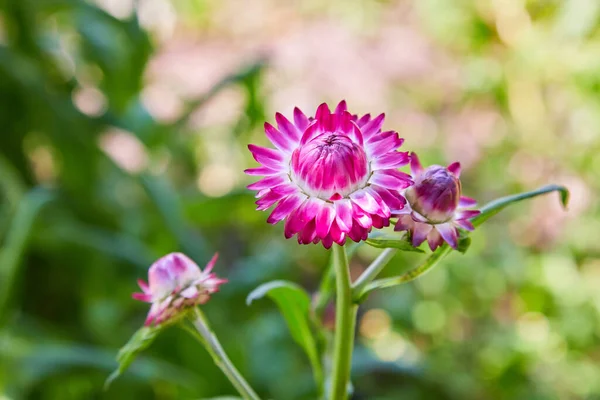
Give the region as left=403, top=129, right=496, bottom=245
left=472, top=184, right=569, bottom=227
left=358, top=184, right=569, bottom=299
left=365, top=238, right=425, bottom=253
left=246, top=280, right=323, bottom=391
left=104, top=325, right=161, bottom=389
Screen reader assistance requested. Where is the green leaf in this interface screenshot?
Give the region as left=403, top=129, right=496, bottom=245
left=365, top=238, right=425, bottom=253
left=356, top=184, right=569, bottom=299
left=104, top=325, right=161, bottom=390
left=246, top=280, right=323, bottom=391
left=0, top=187, right=54, bottom=325
left=471, top=184, right=569, bottom=228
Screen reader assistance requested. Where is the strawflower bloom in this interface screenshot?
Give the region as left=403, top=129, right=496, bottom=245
left=395, top=153, right=480, bottom=251
left=133, top=252, right=227, bottom=326
left=245, top=101, right=412, bottom=248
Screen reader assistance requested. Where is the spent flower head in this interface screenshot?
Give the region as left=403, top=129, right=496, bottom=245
left=395, top=153, right=480, bottom=250
left=133, top=252, right=226, bottom=326
left=246, top=101, right=412, bottom=248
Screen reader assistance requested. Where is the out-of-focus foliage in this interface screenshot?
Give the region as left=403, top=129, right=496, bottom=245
left=0, top=0, right=597, bottom=399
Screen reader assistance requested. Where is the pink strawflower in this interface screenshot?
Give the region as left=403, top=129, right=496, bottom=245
left=133, top=253, right=227, bottom=326
left=395, top=153, right=481, bottom=251
left=245, top=101, right=412, bottom=248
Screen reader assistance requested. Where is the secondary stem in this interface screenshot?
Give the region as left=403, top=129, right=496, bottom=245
left=190, top=308, right=261, bottom=400
left=351, top=248, right=397, bottom=302
left=329, top=245, right=357, bottom=400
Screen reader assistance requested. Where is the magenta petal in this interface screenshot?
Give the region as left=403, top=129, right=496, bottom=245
left=350, top=189, right=380, bottom=215
left=455, top=219, right=475, bottom=231
left=412, top=222, right=432, bottom=247
left=276, top=112, right=301, bottom=143
left=315, top=103, right=331, bottom=121
left=456, top=209, right=481, bottom=220
left=351, top=202, right=372, bottom=229
left=410, top=152, right=424, bottom=176
left=267, top=194, right=306, bottom=224
left=316, top=204, right=335, bottom=238
left=132, top=292, right=152, bottom=302
left=137, top=279, right=150, bottom=293
left=436, top=223, right=458, bottom=249
left=334, top=199, right=353, bottom=232
left=447, top=162, right=461, bottom=178
left=248, top=144, right=285, bottom=167
left=356, top=113, right=371, bottom=127
left=361, top=113, right=385, bottom=139
left=264, top=122, right=294, bottom=153
left=294, top=107, right=309, bottom=132
left=256, top=190, right=284, bottom=211
left=371, top=185, right=406, bottom=213
left=335, top=100, right=348, bottom=114
left=247, top=175, right=287, bottom=191
left=244, top=166, right=280, bottom=176
left=369, top=170, right=412, bottom=191
left=203, top=253, right=219, bottom=274
left=459, top=196, right=478, bottom=208
left=285, top=198, right=319, bottom=236
left=372, top=151, right=409, bottom=170
left=365, top=187, right=391, bottom=218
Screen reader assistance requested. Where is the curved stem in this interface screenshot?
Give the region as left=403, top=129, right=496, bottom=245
left=351, top=248, right=397, bottom=302
left=189, top=308, right=261, bottom=400
left=329, top=245, right=357, bottom=400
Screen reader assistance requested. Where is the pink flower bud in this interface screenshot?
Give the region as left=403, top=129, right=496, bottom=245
left=405, top=165, right=461, bottom=224
left=133, top=253, right=227, bottom=326
left=395, top=153, right=480, bottom=251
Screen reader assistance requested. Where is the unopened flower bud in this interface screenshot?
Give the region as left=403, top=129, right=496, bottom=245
left=133, top=252, right=226, bottom=326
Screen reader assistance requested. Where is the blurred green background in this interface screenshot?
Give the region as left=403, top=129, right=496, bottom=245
left=0, top=0, right=597, bottom=399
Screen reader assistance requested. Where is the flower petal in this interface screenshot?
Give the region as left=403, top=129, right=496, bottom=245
left=455, top=219, right=475, bottom=231
left=316, top=203, right=335, bottom=238
left=459, top=196, right=477, bottom=208
left=247, top=175, right=287, bottom=191
left=334, top=199, right=353, bottom=232
left=410, top=152, right=424, bottom=176
left=436, top=223, right=458, bottom=249
left=267, top=193, right=307, bottom=224
left=412, top=222, right=432, bottom=247
left=427, top=228, right=444, bottom=251
left=294, top=107, right=310, bottom=132
left=448, top=162, right=461, bottom=178
left=369, top=170, right=413, bottom=191
left=455, top=209, right=481, bottom=220
left=265, top=122, right=295, bottom=153
left=248, top=144, right=285, bottom=168
left=276, top=112, right=301, bottom=143
left=372, top=151, right=409, bottom=170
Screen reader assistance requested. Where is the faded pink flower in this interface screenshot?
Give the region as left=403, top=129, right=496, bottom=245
left=246, top=101, right=412, bottom=248
left=395, top=153, right=480, bottom=251
left=133, top=253, right=226, bottom=326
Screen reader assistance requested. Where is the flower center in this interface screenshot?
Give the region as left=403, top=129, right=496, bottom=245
left=291, top=133, right=369, bottom=199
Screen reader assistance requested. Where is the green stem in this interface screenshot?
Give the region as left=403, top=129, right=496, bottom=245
left=329, top=245, right=357, bottom=400
left=189, top=308, right=261, bottom=400
left=351, top=248, right=397, bottom=302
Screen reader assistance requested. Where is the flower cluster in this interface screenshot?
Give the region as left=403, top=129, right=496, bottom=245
left=246, top=101, right=480, bottom=250
left=133, top=252, right=227, bottom=326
